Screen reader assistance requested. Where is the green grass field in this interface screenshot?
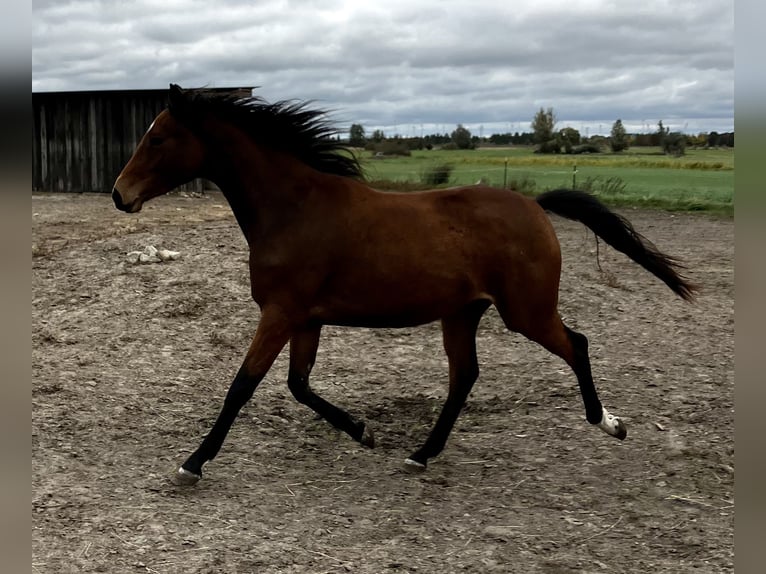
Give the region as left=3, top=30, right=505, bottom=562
left=359, top=146, right=734, bottom=214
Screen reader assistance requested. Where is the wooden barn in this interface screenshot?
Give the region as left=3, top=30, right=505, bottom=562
left=32, top=87, right=253, bottom=193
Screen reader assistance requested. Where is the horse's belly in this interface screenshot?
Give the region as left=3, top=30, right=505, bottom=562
left=309, top=273, right=492, bottom=328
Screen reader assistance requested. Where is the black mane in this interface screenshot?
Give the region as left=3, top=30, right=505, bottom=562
left=167, top=84, right=363, bottom=179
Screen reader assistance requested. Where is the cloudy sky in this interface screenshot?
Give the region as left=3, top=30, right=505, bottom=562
left=32, top=0, right=733, bottom=136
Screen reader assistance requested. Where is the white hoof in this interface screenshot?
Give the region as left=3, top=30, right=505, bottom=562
left=403, top=458, right=427, bottom=473
left=597, top=407, right=627, bottom=440
left=170, top=467, right=201, bottom=486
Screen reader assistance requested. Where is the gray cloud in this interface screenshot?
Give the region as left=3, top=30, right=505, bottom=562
left=32, top=0, right=733, bottom=134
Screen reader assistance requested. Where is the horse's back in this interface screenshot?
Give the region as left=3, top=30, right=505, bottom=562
left=334, top=183, right=563, bottom=318
left=367, top=184, right=560, bottom=265
left=405, top=185, right=564, bottom=330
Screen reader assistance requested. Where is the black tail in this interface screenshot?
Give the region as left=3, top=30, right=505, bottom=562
left=536, top=189, right=697, bottom=301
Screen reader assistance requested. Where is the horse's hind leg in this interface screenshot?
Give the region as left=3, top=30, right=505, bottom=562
left=511, top=312, right=627, bottom=440
left=404, top=300, right=491, bottom=471
left=287, top=325, right=374, bottom=448
left=562, top=325, right=626, bottom=439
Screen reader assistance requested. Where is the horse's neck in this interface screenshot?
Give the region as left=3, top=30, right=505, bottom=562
left=204, top=135, right=317, bottom=246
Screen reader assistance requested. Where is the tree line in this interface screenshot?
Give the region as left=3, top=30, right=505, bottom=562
left=348, top=107, right=733, bottom=157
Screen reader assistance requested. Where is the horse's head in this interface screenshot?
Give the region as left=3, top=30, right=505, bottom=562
left=112, top=85, right=205, bottom=213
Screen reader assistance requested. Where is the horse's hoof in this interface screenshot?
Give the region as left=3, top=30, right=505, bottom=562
left=170, top=466, right=201, bottom=486
left=597, top=407, right=627, bottom=441
left=403, top=458, right=427, bottom=473
left=613, top=419, right=627, bottom=440
left=360, top=424, right=375, bottom=448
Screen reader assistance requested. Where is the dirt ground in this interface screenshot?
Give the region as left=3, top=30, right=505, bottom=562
left=32, top=191, right=733, bottom=574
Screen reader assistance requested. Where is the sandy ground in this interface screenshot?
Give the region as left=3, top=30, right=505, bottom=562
left=33, top=191, right=733, bottom=573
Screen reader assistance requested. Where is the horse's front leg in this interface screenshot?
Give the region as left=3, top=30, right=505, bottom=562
left=172, top=307, right=293, bottom=485
left=287, top=325, right=374, bottom=447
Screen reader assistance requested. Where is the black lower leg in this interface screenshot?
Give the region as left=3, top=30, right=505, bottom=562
left=288, top=370, right=372, bottom=447
left=407, top=393, right=470, bottom=466
left=408, top=303, right=487, bottom=468
left=181, top=367, right=263, bottom=477
left=564, top=326, right=603, bottom=424
left=408, top=359, right=479, bottom=466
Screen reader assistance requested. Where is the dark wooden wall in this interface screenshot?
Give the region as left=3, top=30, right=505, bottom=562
left=32, top=88, right=251, bottom=193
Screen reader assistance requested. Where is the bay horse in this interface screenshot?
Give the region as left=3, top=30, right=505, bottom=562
left=112, top=84, right=695, bottom=486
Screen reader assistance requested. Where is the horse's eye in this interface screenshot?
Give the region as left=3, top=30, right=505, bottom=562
left=149, top=136, right=164, bottom=147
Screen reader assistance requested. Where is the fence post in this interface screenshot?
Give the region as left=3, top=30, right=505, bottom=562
left=572, top=164, right=577, bottom=189
left=503, top=158, right=508, bottom=189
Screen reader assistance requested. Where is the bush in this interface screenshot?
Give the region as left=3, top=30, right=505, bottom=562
left=535, top=139, right=561, bottom=154
left=662, top=132, right=687, bottom=157
left=367, top=140, right=411, bottom=157
left=610, top=139, right=629, bottom=153
left=572, top=144, right=602, bottom=154
left=421, top=164, right=454, bottom=186
left=579, top=175, right=627, bottom=196
left=508, top=175, right=537, bottom=196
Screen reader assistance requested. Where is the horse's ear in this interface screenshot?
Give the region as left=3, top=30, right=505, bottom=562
left=168, top=83, right=182, bottom=103
left=167, top=84, right=188, bottom=117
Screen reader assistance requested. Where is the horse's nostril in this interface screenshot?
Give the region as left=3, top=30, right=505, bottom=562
left=112, top=188, right=126, bottom=210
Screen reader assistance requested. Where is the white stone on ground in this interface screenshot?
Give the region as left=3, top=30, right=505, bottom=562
left=126, top=245, right=181, bottom=264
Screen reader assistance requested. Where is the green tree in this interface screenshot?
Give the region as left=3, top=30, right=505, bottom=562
left=558, top=127, right=581, bottom=153
left=451, top=124, right=474, bottom=149
left=531, top=107, right=556, bottom=145
left=651, top=120, right=669, bottom=146
left=371, top=129, right=385, bottom=143
left=349, top=123, right=366, bottom=147
left=610, top=119, right=629, bottom=152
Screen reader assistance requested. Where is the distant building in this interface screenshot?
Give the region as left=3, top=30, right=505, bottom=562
left=32, top=87, right=253, bottom=193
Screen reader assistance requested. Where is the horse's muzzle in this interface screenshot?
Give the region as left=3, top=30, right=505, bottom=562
left=112, top=188, right=127, bottom=210
left=112, top=188, right=139, bottom=213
